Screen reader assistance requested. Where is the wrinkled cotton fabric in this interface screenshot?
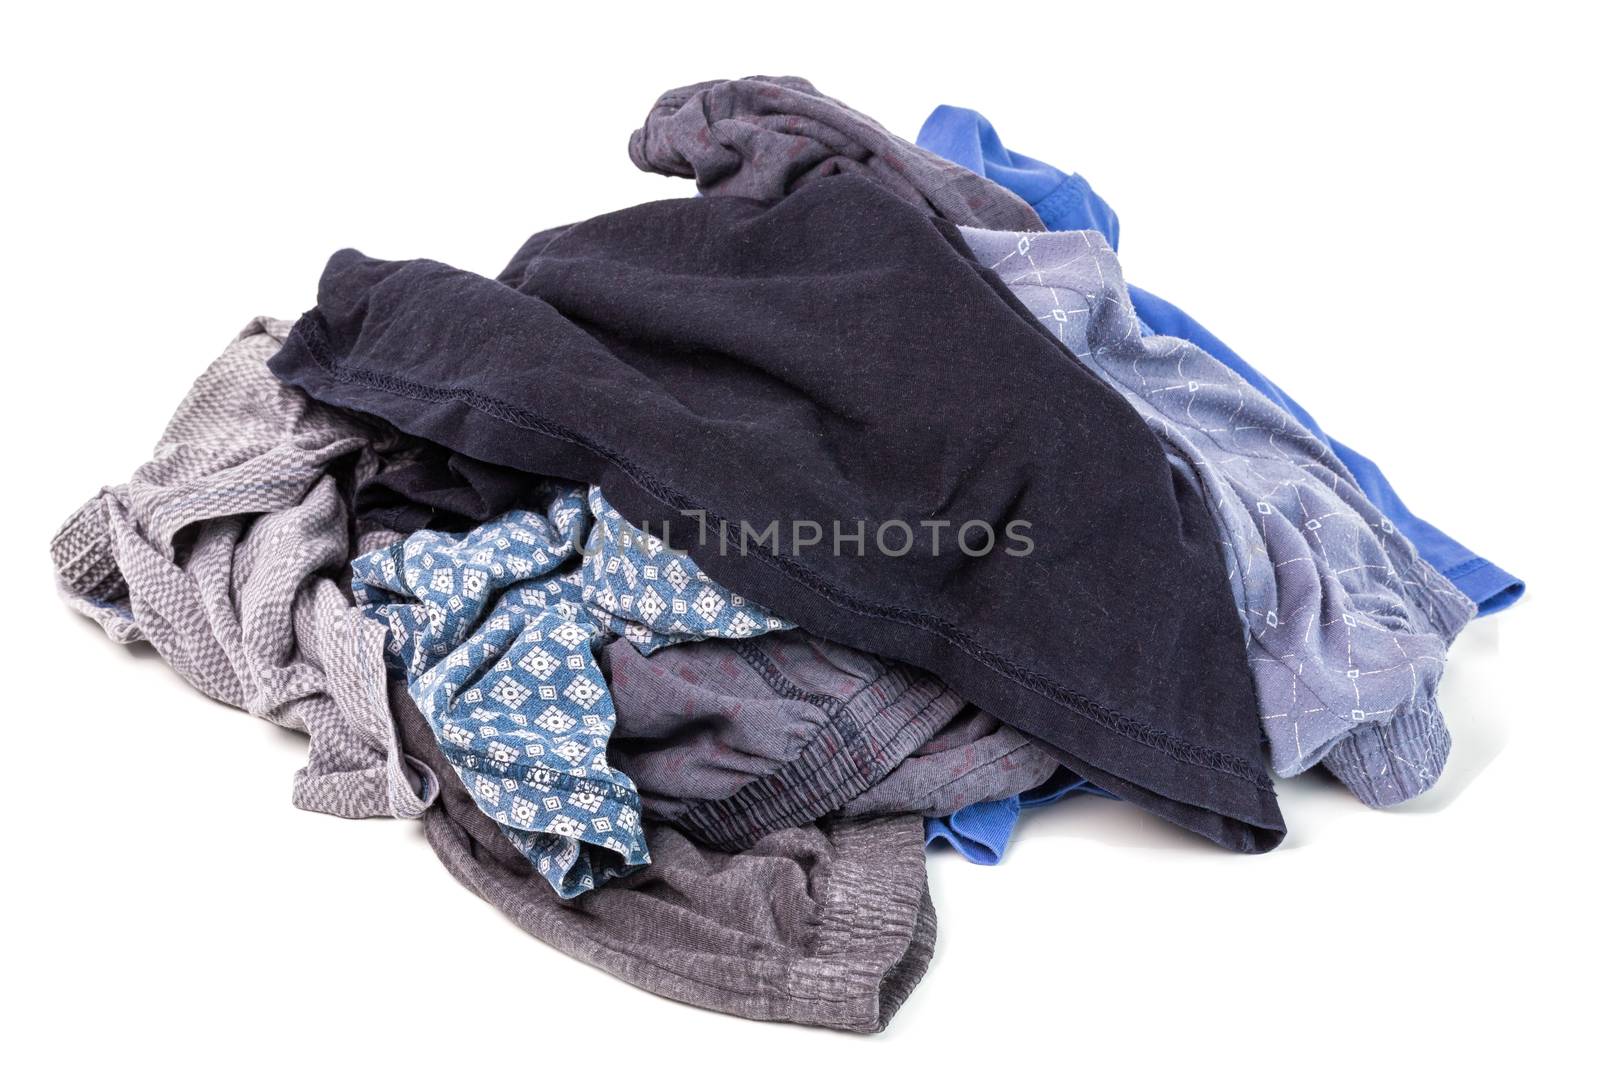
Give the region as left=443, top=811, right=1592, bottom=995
left=629, top=75, right=1043, bottom=232
left=394, top=684, right=937, bottom=1032
left=839, top=706, right=1061, bottom=819
left=270, top=176, right=1284, bottom=850
left=350, top=434, right=1058, bottom=852
left=604, top=629, right=967, bottom=850
left=628, top=77, right=1521, bottom=619
left=352, top=491, right=790, bottom=895
left=51, top=318, right=434, bottom=820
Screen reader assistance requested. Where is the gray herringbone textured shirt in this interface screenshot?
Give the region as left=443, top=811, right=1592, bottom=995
left=51, top=318, right=435, bottom=820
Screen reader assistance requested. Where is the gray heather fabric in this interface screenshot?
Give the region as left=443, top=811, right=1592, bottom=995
left=397, top=686, right=936, bottom=1032
left=630, top=76, right=1045, bottom=232
left=604, top=630, right=1051, bottom=849
left=50, top=318, right=435, bottom=819
left=958, top=227, right=1477, bottom=805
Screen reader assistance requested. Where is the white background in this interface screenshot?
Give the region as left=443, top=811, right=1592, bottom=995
left=3, top=2, right=1594, bottom=1062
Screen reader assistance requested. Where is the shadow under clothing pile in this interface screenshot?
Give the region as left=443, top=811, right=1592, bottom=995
left=51, top=74, right=1516, bottom=1032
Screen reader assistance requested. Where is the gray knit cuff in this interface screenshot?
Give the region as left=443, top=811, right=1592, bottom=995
left=1315, top=551, right=1472, bottom=807
left=1321, top=700, right=1453, bottom=807
left=51, top=494, right=141, bottom=644
left=788, top=816, right=938, bottom=1032
left=51, top=496, right=127, bottom=606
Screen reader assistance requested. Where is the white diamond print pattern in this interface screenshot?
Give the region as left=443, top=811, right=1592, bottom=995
left=583, top=487, right=791, bottom=652
left=351, top=482, right=792, bottom=897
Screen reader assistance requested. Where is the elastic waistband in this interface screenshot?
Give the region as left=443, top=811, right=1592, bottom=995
left=1321, top=697, right=1453, bottom=807
left=674, top=665, right=960, bottom=851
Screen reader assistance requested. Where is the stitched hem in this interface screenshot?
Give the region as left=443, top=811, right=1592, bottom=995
left=1443, top=556, right=1525, bottom=616
left=278, top=310, right=1275, bottom=792
left=1030, top=175, right=1113, bottom=240
left=925, top=796, right=1020, bottom=866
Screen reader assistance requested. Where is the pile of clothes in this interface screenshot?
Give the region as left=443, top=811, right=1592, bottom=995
left=51, top=77, right=1521, bottom=1032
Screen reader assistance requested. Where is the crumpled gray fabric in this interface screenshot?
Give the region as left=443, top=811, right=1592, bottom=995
left=396, top=684, right=936, bottom=1032
left=604, top=630, right=1055, bottom=848
left=50, top=318, right=436, bottom=819
left=840, top=706, right=1059, bottom=818
left=630, top=75, right=1045, bottom=232
left=958, top=226, right=1477, bottom=805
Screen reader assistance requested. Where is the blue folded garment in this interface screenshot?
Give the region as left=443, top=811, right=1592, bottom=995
left=926, top=772, right=1114, bottom=865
